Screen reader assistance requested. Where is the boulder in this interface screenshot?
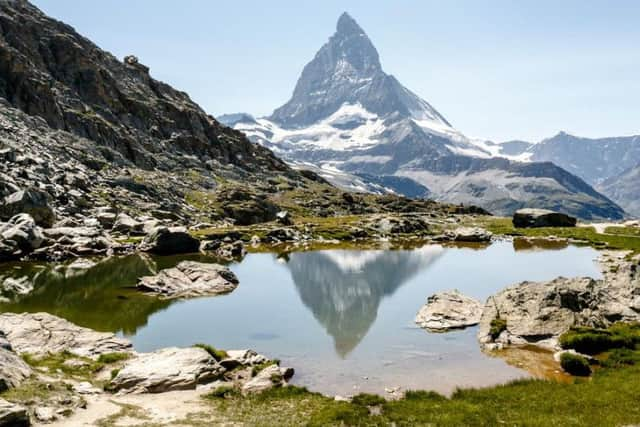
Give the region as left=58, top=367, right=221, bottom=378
left=219, top=349, right=268, bottom=370
left=137, top=261, right=239, bottom=299
left=0, top=399, right=29, bottom=427
left=415, top=290, right=483, bottom=331
left=513, top=208, right=577, bottom=228
left=139, top=226, right=200, bottom=255
left=265, top=228, right=300, bottom=243
left=446, top=227, right=492, bottom=242
left=0, top=348, right=32, bottom=391
left=241, top=364, right=294, bottom=395
left=0, top=188, right=55, bottom=227
left=0, top=214, right=44, bottom=260
left=276, top=211, right=293, bottom=226
left=0, top=312, right=132, bottom=358
left=112, top=213, right=145, bottom=235
left=109, top=347, right=225, bottom=393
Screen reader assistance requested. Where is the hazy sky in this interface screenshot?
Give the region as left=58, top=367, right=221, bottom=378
left=32, top=1, right=640, bottom=142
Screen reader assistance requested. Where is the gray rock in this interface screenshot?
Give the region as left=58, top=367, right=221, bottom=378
left=0, top=188, right=55, bottom=227
left=0, top=398, right=29, bottom=427
left=415, top=290, right=483, bottom=331
left=109, top=347, right=225, bottom=393
left=0, top=214, right=44, bottom=260
left=139, top=226, right=200, bottom=255
left=137, top=261, right=238, bottom=299
left=0, top=312, right=132, bottom=358
left=265, top=228, right=300, bottom=243
left=34, top=407, right=56, bottom=423
left=276, top=210, right=293, bottom=226
left=241, top=364, right=293, bottom=394
left=0, top=348, right=32, bottom=391
left=220, top=349, right=269, bottom=370
left=513, top=208, right=577, bottom=228
left=446, top=227, right=492, bottom=242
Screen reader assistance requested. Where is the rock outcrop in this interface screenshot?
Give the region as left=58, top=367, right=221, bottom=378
left=445, top=227, right=493, bottom=243
left=109, top=347, right=225, bottom=394
left=0, top=188, right=55, bottom=227
left=478, top=252, right=640, bottom=349
left=137, top=261, right=239, bottom=299
left=241, top=364, right=294, bottom=395
left=512, top=209, right=577, bottom=228
left=415, top=290, right=483, bottom=331
left=0, top=312, right=132, bottom=358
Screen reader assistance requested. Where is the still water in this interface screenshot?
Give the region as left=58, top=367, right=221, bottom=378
left=0, top=240, right=601, bottom=395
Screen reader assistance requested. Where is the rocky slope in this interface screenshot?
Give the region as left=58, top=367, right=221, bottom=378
left=222, top=13, right=625, bottom=220
left=0, top=1, right=489, bottom=265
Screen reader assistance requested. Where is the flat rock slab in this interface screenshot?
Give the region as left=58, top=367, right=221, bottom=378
left=415, top=290, right=483, bottom=331
left=110, top=347, right=225, bottom=394
left=0, top=312, right=132, bottom=358
left=137, top=261, right=239, bottom=299
left=241, top=364, right=294, bottom=395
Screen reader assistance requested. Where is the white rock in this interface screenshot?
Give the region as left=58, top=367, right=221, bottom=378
left=415, top=290, right=483, bottom=331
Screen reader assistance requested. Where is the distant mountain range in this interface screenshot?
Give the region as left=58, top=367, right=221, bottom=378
left=221, top=13, right=633, bottom=220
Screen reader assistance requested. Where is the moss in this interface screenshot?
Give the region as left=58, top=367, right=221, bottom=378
left=560, top=353, right=592, bottom=376
left=22, top=351, right=104, bottom=379
left=489, top=317, right=508, bottom=340
left=194, top=343, right=228, bottom=361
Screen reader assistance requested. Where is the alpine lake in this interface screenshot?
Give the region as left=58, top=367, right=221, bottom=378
left=0, top=239, right=602, bottom=396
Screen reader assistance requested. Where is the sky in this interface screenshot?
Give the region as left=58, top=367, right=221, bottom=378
left=32, top=1, right=640, bottom=142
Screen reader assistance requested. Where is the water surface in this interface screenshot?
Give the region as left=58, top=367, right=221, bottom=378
left=0, top=240, right=602, bottom=395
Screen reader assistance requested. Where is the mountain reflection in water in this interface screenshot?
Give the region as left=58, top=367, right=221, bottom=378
left=286, top=246, right=444, bottom=356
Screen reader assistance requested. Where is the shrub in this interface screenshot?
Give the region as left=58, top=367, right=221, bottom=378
left=97, top=352, right=130, bottom=364
left=489, top=318, right=507, bottom=340
left=194, top=343, right=228, bottom=361
left=560, top=353, right=591, bottom=376
left=559, top=323, right=640, bottom=355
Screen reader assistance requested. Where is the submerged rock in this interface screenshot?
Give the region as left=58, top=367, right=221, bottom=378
left=139, top=226, right=200, bottom=255
left=109, top=347, right=225, bottom=393
left=137, top=261, right=239, bottom=299
left=0, top=312, right=132, bottom=358
left=415, top=290, right=483, bottom=331
left=513, top=208, right=577, bottom=228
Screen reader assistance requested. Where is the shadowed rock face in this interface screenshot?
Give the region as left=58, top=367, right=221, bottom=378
left=285, top=246, right=444, bottom=356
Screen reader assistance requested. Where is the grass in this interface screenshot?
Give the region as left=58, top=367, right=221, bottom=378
left=605, top=226, right=640, bottom=237
left=21, top=351, right=104, bottom=380
left=96, top=352, right=130, bottom=364
left=479, top=217, right=640, bottom=254
left=194, top=343, right=229, bottom=361
left=206, top=362, right=640, bottom=426
left=560, top=353, right=592, bottom=376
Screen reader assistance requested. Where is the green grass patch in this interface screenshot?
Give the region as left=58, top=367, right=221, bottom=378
left=351, top=393, right=386, bottom=407
left=560, top=353, right=592, bottom=376
left=194, top=343, right=228, bottom=361
left=559, top=323, right=640, bottom=355
left=602, top=348, right=640, bottom=368
left=605, top=226, right=640, bottom=237
left=22, top=351, right=104, bottom=380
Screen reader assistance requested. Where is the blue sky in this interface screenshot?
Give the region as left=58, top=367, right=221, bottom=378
left=32, top=1, right=640, bottom=142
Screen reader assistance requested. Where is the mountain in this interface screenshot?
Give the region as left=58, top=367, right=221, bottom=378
left=599, top=163, right=640, bottom=217
left=222, top=13, right=624, bottom=220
